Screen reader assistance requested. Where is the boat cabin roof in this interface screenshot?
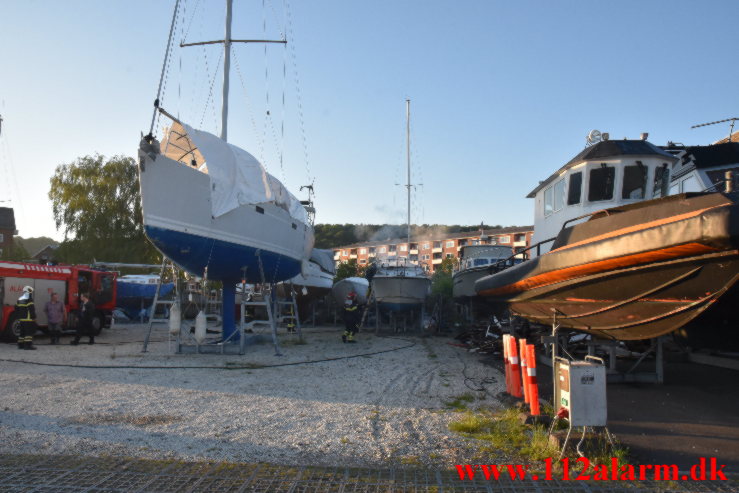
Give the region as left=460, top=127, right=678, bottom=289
left=528, top=140, right=676, bottom=198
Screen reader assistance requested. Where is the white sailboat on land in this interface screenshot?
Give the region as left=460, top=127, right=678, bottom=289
left=370, top=100, right=431, bottom=312
left=137, top=0, right=314, bottom=339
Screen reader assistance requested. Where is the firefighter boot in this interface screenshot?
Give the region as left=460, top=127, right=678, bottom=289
left=88, top=337, right=95, bottom=345
left=342, top=332, right=347, bottom=343
left=24, top=340, right=37, bottom=350
left=346, top=332, right=356, bottom=343
left=17, top=340, right=24, bottom=349
left=70, top=337, right=80, bottom=346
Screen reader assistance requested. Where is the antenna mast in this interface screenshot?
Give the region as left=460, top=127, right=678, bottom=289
left=691, top=117, right=739, bottom=143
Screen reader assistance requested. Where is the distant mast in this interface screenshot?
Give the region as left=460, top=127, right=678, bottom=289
left=406, top=99, right=411, bottom=247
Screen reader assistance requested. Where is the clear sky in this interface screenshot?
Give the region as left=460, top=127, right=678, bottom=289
left=1, top=0, right=738, bottom=241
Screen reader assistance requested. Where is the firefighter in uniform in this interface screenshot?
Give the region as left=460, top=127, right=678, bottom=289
left=15, top=286, right=37, bottom=350
left=342, top=291, right=360, bottom=343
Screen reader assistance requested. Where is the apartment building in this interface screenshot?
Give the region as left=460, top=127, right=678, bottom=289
left=333, top=226, right=533, bottom=272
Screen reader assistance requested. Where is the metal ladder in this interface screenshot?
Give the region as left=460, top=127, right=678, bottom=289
left=142, top=257, right=179, bottom=353
left=275, top=283, right=302, bottom=339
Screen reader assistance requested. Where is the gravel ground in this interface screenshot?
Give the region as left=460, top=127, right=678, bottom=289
left=0, top=323, right=504, bottom=468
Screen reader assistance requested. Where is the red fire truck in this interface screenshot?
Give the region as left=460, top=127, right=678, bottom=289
left=0, top=261, right=117, bottom=340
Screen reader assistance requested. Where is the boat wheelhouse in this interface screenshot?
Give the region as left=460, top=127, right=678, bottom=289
left=528, top=134, right=676, bottom=256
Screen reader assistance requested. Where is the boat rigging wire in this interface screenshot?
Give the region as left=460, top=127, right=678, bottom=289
left=149, top=0, right=182, bottom=138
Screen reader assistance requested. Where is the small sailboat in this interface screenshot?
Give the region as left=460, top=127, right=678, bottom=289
left=370, top=100, right=431, bottom=313
left=137, top=0, right=314, bottom=340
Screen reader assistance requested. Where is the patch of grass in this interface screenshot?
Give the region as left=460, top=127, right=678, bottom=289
left=449, top=407, right=631, bottom=472
left=444, top=393, right=476, bottom=411
left=340, top=437, right=350, bottom=444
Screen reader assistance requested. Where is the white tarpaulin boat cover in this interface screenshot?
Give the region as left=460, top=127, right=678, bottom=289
left=182, top=124, right=309, bottom=224
left=310, top=249, right=336, bottom=275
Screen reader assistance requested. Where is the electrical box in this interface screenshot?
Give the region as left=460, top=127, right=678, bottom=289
left=555, top=356, right=607, bottom=427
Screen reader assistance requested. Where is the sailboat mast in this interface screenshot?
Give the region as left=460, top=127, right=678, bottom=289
left=406, top=99, right=411, bottom=247
left=221, top=0, right=233, bottom=141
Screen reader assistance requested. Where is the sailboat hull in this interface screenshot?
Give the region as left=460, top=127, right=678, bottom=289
left=139, top=151, right=312, bottom=283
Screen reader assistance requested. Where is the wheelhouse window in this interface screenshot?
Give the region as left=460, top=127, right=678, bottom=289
left=473, top=258, right=489, bottom=267
left=567, top=172, right=582, bottom=205
left=588, top=164, right=615, bottom=202
left=622, top=162, right=647, bottom=200
left=653, top=164, right=670, bottom=198
left=543, top=179, right=565, bottom=216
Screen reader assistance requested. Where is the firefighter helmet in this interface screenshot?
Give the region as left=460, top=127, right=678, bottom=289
left=23, top=286, right=34, bottom=294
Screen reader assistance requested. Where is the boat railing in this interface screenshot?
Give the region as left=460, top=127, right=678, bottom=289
left=486, top=236, right=556, bottom=274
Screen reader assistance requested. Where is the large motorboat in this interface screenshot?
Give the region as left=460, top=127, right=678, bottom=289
left=476, top=132, right=739, bottom=342
left=137, top=0, right=314, bottom=339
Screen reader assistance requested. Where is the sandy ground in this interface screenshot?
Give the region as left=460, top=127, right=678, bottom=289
left=0, top=322, right=505, bottom=468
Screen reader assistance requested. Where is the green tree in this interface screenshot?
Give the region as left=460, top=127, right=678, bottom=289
left=431, top=257, right=457, bottom=298
left=334, top=259, right=368, bottom=282
left=48, top=154, right=159, bottom=264
left=0, top=240, right=29, bottom=261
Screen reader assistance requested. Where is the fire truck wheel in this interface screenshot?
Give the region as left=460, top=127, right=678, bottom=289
left=5, top=315, right=22, bottom=342
left=91, top=314, right=103, bottom=336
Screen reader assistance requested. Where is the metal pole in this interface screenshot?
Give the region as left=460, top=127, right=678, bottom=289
left=221, top=0, right=233, bottom=141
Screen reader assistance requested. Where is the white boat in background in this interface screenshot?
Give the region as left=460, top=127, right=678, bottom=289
left=276, top=249, right=335, bottom=317
left=137, top=0, right=314, bottom=340
left=452, top=245, right=516, bottom=300
left=332, top=277, right=370, bottom=305
left=369, top=100, right=430, bottom=313
left=371, top=257, right=430, bottom=311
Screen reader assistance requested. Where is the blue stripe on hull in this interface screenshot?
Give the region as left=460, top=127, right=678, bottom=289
left=145, top=225, right=301, bottom=283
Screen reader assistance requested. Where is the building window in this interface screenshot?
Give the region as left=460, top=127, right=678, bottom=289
left=514, top=234, right=525, bottom=242
left=422, top=242, right=430, bottom=249
left=458, top=239, right=468, bottom=246
left=567, top=171, right=582, bottom=205
left=472, top=240, right=480, bottom=245
left=388, top=245, right=397, bottom=252
left=359, top=259, right=367, bottom=264
left=400, top=244, right=408, bottom=252
left=653, top=164, right=670, bottom=198
left=622, top=162, right=647, bottom=200
left=359, top=248, right=367, bottom=254
left=379, top=247, right=386, bottom=253
left=0, top=233, right=4, bottom=243
left=433, top=241, right=441, bottom=249
left=588, top=164, right=615, bottom=202
left=369, top=247, right=376, bottom=253
left=498, top=235, right=510, bottom=243
left=341, top=250, right=347, bottom=256
left=433, top=252, right=442, bottom=259
left=445, top=241, right=454, bottom=248
left=445, top=253, right=454, bottom=259
left=0, top=248, right=3, bottom=256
